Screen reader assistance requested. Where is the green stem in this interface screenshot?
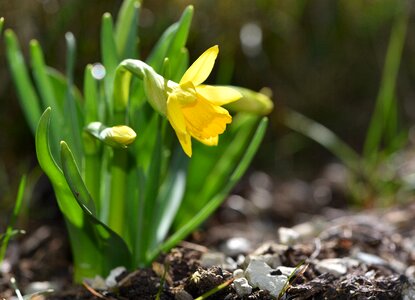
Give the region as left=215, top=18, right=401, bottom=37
left=108, top=148, right=128, bottom=236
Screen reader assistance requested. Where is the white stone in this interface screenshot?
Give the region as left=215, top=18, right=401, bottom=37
left=105, top=266, right=126, bottom=288
left=244, top=259, right=287, bottom=296
left=233, top=277, right=253, bottom=296
left=353, top=251, right=387, bottom=266
left=315, top=258, right=359, bottom=277
left=278, top=227, right=300, bottom=245
left=233, top=269, right=244, bottom=279
left=243, top=254, right=281, bottom=269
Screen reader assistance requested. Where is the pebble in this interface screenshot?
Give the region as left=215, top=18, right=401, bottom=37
left=232, top=277, right=252, bottom=296
left=243, top=253, right=281, bottom=269
left=105, top=266, right=126, bottom=288
left=352, top=251, right=387, bottom=266
left=278, top=227, right=300, bottom=245
left=244, top=259, right=287, bottom=296
left=233, top=268, right=244, bottom=279
left=220, top=237, right=252, bottom=256
left=314, top=258, right=359, bottom=277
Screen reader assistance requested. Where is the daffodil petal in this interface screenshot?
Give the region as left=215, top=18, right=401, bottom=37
left=196, top=85, right=242, bottom=106
left=167, top=96, right=192, bottom=157
left=195, top=135, right=219, bottom=146
left=179, top=45, right=219, bottom=86
left=182, top=97, right=231, bottom=140
left=178, top=132, right=192, bottom=157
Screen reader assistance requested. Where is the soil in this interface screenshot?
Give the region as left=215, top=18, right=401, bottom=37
left=1, top=170, right=415, bottom=299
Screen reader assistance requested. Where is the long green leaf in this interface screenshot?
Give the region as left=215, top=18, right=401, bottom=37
left=5, top=29, right=42, bottom=134
left=60, top=142, right=96, bottom=215
left=151, top=149, right=187, bottom=249
left=60, top=141, right=132, bottom=276
left=63, top=32, right=83, bottom=166
left=363, top=5, right=408, bottom=162
left=115, top=0, right=140, bottom=59
left=36, top=107, right=83, bottom=226
left=101, top=12, right=118, bottom=116
left=30, top=40, right=63, bottom=159
left=282, top=108, right=360, bottom=172
left=158, top=117, right=268, bottom=256
left=0, top=175, right=26, bottom=262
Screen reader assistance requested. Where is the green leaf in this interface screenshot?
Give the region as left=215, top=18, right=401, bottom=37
left=101, top=12, right=119, bottom=115
left=363, top=5, right=408, bottom=162
left=63, top=32, right=84, bottom=167
left=36, top=107, right=83, bottom=226
left=4, top=29, right=42, bottom=134
left=60, top=141, right=96, bottom=216
left=160, top=117, right=268, bottom=255
left=0, top=175, right=26, bottom=262
left=37, top=109, right=131, bottom=280
left=282, top=108, right=360, bottom=172
left=115, top=0, right=140, bottom=59
left=83, top=65, right=99, bottom=124
left=151, top=149, right=188, bottom=251
left=146, top=5, right=193, bottom=77
left=30, top=40, right=64, bottom=160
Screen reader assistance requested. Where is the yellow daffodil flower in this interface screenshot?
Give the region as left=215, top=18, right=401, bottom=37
left=166, top=45, right=241, bottom=157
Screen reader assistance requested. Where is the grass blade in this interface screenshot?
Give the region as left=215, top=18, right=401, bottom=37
left=282, top=108, right=360, bottom=172
left=115, top=0, right=140, bottom=59
left=363, top=5, right=409, bottom=162
left=60, top=141, right=96, bottom=215
left=101, top=12, right=119, bottom=116
left=0, top=175, right=26, bottom=262
left=63, top=32, right=83, bottom=166
left=4, top=29, right=42, bottom=134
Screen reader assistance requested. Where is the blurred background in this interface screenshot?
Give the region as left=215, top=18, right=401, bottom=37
left=0, top=0, right=414, bottom=223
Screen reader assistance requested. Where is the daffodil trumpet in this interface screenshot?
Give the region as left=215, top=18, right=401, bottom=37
left=114, top=45, right=242, bottom=157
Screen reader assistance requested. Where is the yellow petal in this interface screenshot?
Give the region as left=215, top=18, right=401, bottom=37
left=196, top=85, right=242, bottom=106
left=195, top=135, right=219, bottom=146
left=182, top=97, right=231, bottom=140
left=180, top=45, right=219, bottom=86
left=178, top=132, right=192, bottom=157
left=167, top=95, right=192, bottom=157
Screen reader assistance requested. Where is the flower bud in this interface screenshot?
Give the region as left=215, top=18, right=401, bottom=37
left=85, top=122, right=137, bottom=148
left=225, top=87, right=274, bottom=115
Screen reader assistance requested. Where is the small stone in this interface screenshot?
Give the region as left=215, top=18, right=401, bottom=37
left=233, top=277, right=252, bottom=296
left=244, top=254, right=281, bottom=269
left=278, top=227, right=300, bottom=246
left=233, top=269, right=244, bottom=279
left=315, top=259, right=347, bottom=277
left=244, top=259, right=287, bottom=296
left=105, top=266, right=126, bottom=288
left=24, top=281, right=58, bottom=295
left=353, top=251, right=387, bottom=266
left=220, top=237, right=252, bottom=256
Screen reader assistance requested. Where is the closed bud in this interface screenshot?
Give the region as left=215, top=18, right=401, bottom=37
left=225, top=87, right=273, bottom=116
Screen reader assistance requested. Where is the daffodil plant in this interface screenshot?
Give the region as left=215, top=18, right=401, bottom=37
left=4, top=0, right=272, bottom=282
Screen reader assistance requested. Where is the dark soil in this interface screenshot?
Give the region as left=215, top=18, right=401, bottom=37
left=1, top=171, right=415, bottom=299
